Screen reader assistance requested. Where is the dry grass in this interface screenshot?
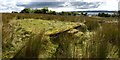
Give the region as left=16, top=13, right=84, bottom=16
left=2, top=13, right=119, bottom=58
left=2, top=13, right=109, bottom=23
left=88, top=23, right=119, bottom=58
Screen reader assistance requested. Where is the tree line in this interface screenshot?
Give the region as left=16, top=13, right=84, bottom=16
left=12, top=7, right=88, bottom=16
left=98, top=12, right=117, bottom=17
left=12, top=7, right=118, bottom=17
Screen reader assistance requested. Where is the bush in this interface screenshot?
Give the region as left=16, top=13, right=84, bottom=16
left=98, top=13, right=111, bottom=17
left=20, top=8, right=32, bottom=13
left=34, top=9, right=42, bottom=13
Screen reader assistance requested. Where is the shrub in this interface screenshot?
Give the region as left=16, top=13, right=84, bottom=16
left=20, top=8, right=32, bottom=13
left=98, top=13, right=111, bottom=17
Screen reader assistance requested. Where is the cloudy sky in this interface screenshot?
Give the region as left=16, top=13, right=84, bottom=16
left=0, top=0, right=119, bottom=12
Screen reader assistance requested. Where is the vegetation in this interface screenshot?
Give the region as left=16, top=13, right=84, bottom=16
left=12, top=11, right=18, bottom=13
left=88, top=23, right=119, bottom=58
left=81, top=12, right=87, bottom=16
left=19, top=7, right=118, bottom=18
left=12, top=7, right=118, bottom=18
left=2, top=12, right=119, bottom=59
left=19, top=8, right=80, bottom=16
left=20, top=7, right=56, bottom=15
left=98, top=12, right=117, bottom=17
left=20, top=8, right=32, bottom=13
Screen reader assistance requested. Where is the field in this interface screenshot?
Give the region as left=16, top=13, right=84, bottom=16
left=2, top=13, right=120, bottom=58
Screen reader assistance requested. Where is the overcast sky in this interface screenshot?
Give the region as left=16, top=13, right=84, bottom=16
left=0, top=0, right=119, bottom=12
left=17, top=0, right=119, bottom=2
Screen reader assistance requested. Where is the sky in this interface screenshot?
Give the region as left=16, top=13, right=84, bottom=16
left=0, top=0, right=119, bottom=12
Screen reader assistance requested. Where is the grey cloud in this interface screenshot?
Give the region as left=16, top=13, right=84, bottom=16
left=17, top=2, right=103, bottom=9
left=31, top=0, right=79, bottom=2
left=0, top=2, right=24, bottom=12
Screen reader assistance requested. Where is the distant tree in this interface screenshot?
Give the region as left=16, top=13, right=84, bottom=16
left=47, top=10, right=56, bottom=15
left=41, top=7, right=49, bottom=14
left=98, top=13, right=101, bottom=16
left=73, top=12, right=78, bottom=16
left=111, top=14, right=117, bottom=17
left=81, top=12, right=87, bottom=16
left=84, top=13, right=87, bottom=16
left=106, top=13, right=111, bottom=17
left=61, top=11, right=67, bottom=15
left=48, top=10, right=52, bottom=14
left=51, top=11, right=56, bottom=15
left=61, top=11, right=64, bottom=15
left=118, top=10, right=120, bottom=16
left=98, top=12, right=111, bottom=17
left=12, top=11, right=18, bottom=13
left=101, top=13, right=105, bottom=17
left=20, top=8, right=31, bottom=13
left=81, top=12, right=84, bottom=15
left=68, top=12, right=72, bottom=15
left=34, top=9, right=42, bottom=13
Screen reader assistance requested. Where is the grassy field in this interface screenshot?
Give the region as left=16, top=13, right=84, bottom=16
left=15, top=19, right=84, bottom=35
left=2, top=13, right=119, bottom=58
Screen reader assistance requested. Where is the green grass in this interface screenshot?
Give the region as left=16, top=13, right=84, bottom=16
left=2, top=18, right=86, bottom=58
left=15, top=19, right=83, bottom=35
left=3, top=13, right=116, bottom=24
left=87, top=23, right=119, bottom=58
left=2, top=13, right=119, bottom=58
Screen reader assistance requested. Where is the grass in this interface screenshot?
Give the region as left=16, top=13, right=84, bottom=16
left=2, top=18, right=85, bottom=58
left=85, top=19, right=100, bottom=31
left=2, top=13, right=119, bottom=58
left=13, top=31, right=45, bottom=58
left=87, top=22, right=119, bottom=58
left=3, top=13, right=116, bottom=24
left=16, top=19, right=83, bottom=35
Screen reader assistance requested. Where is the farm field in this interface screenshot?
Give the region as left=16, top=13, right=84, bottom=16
left=2, top=13, right=120, bottom=59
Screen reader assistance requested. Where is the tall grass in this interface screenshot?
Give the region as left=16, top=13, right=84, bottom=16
left=51, top=32, right=74, bottom=58
left=88, top=23, right=119, bottom=58
left=2, top=13, right=110, bottom=24
left=25, top=32, right=46, bottom=59
left=13, top=30, right=45, bottom=59
left=85, top=19, right=100, bottom=31
left=2, top=13, right=119, bottom=58
left=118, top=17, right=120, bottom=57
left=12, top=29, right=59, bottom=59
